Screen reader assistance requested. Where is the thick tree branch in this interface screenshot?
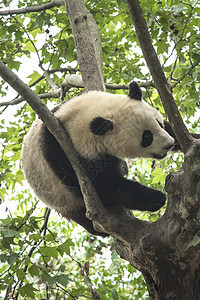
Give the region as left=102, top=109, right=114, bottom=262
left=0, top=0, right=64, bottom=15
left=64, top=0, right=105, bottom=91
left=0, top=60, right=103, bottom=225
left=0, top=61, right=148, bottom=242
left=125, top=0, right=193, bottom=153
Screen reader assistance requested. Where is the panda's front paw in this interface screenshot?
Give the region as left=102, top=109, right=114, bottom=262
left=143, top=190, right=166, bottom=212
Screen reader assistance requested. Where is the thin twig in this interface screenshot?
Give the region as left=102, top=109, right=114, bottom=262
left=172, top=57, right=200, bottom=88
left=13, top=208, right=51, bottom=300
left=163, top=2, right=197, bottom=68
left=16, top=200, right=39, bottom=231
left=43, top=70, right=59, bottom=90
left=12, top=16, right=43, bottom=68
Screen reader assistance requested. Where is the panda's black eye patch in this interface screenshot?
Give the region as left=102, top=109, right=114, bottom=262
left=141, top=130, right=153, bottom=147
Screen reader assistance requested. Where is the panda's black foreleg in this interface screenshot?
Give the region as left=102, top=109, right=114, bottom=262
left=94, top=176, right=166, bottom=212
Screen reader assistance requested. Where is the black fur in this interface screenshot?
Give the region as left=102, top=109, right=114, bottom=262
left=90, top=117, right=113, bottom=135
left=41, top=124, right=82, bottom=197
left=128, top=81, right=142, bottom=100
left=41, top=124, right=166, bottom=235
left=25, top=84, right=200, bottom=237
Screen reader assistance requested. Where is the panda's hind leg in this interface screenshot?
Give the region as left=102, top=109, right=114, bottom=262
left=66, top=208, right=109, bottom=237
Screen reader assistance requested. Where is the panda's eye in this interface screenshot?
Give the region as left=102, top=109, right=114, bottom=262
left=156, top=119, right=164, bottom=128
left=141, top=130, right=153, bottom=147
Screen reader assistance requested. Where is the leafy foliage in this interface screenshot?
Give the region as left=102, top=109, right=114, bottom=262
left=0, top=0, right=199, bottom=298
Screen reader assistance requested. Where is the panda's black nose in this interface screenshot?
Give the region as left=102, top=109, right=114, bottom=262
left=165, top=143, right=174, bottom=151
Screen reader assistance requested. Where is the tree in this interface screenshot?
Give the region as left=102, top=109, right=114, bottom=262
left=0, top=0, right=200, bottom=299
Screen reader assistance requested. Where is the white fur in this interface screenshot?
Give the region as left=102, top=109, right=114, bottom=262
left=55, top=91, right=174, bottom=159
left=21, top=120, right=84, bottom=215
left=21, top=90, right=174, bottom=217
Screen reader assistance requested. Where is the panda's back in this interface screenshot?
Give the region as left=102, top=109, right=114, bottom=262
left=21, top=119, right=85, bottom=218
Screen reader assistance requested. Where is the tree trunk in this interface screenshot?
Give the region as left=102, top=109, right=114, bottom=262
left=115, top=144, right=200, bottom=299
left=115, top=1, right=200, bottom=297
left=1, top=0, right=200, bottom=299
left=64, top=0, right=105, bottom=92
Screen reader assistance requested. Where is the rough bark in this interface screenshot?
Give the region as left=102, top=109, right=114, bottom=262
left=1, top=0, right=200, bottom=298
left=109, top=1, right=200, bottom=299
left=115, top=146, right=200, bottom=299
left=64, top=0, right=105, bottom=92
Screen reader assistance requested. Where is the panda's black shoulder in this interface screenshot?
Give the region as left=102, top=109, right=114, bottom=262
left=40, top=122, right=81, bottom=195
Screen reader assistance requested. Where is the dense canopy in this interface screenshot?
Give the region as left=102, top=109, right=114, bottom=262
left=0, top=0, right=199, bottom=298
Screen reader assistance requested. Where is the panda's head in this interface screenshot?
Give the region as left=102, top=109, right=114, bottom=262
left=55, top=81, right=174, bottom=160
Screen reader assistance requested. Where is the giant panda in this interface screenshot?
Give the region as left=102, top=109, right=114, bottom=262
left=21, top=81, right=178, bottom=236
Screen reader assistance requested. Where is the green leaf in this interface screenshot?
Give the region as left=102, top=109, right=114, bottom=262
left=0, top=227, right=21, bottom=238
left=0, top=254, right=8, bottom=262
left=41, top=271, right=56, bottom=285
left=57, top=238, right=74, bottom=256
left=28, top=264, right=40, bottom=277
left=18, top=283, right=37, bottom=298
left=16, top=269, right=25, bottom=281
left=6, top=253, right=19, bottom=265
left=29, top=233, right=41, bottom=242
left=111, top=289, right=119, bottom=300
left=151, top=168, right=167, bottom=184
left=39, top=246, right=58, bottom=259
left=27, top=70, right=41, bottom=85
left=15, top=169, right=24, bottom=185
left=23, top=41, right=35, bottom=52
left=56, top=274, right=71, bottom=287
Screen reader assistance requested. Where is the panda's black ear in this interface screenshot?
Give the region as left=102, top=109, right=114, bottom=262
left=128, top=81, right=142, bottom=100
left=90, top=117, right=113, bottom=136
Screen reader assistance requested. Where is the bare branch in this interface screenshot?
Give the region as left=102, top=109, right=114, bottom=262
left=125, top=0, right=193, bottom=153
left=0, top=74, right=82, bottom=110
left=43, top=70, right=59, bottom=90
left=0, top=74, right=155, bottom=110
left=29, top=68, right=80, bottom=88
left=107, top=81, right=155, bottom=90
left=168, top=56, right=178, bottom=81
left=0, top=96, right=24, bottom=109
left=0, top=0, right=64, bottom=15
